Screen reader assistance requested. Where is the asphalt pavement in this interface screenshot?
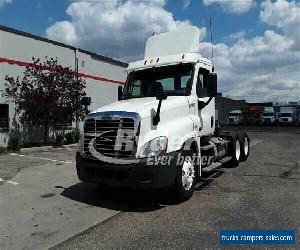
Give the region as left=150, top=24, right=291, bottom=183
left=0, top=146, right=127, bottom=250
left=53, top=127, right=300, bottom=249
left=0, top=127, right=299, bottom=249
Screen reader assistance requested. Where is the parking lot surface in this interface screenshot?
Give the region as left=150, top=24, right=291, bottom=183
left=1, top=127, right=300, bottom=249
left=0, top=146, right=127, bottom=250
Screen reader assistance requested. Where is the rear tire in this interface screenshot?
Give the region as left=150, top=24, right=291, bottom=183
left=225, top=133, right=241, bottom=168
left=239, top=132, right=250, bottom=162
left=174, top=150, right=196, bottom=202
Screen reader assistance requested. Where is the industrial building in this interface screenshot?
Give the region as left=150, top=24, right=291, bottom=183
left=0, top=25, right=127, bottom=147
left=215, top=95, right=248, bottom=124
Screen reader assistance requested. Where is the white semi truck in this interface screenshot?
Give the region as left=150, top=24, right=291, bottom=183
left=228, top=110, right=244, bottom=125
left=279, top=107, right=298, bottom=126
left=262, top=107, right=276, bottom=125
left=76, top=27, right=250, bottom=201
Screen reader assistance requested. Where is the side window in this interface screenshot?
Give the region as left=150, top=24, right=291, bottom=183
left=132, top=85, right=141, bottom=96
left=196, top=69, right=208, bottom=98
left=159, top=78, right=174, bottom=91
left=0, top=104, right=9, bottom=131
left=128, top=80, right=142, bottom=97
left=181, top=75, right=191, bottom=89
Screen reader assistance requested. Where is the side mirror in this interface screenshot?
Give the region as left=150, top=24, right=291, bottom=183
left=208, top=73, right=217, bottom=97
left=118, top=85, right=123, bottom=101
left=155, top=89, right=167, bottom=100
left=153, top=89, right=167, bottom=125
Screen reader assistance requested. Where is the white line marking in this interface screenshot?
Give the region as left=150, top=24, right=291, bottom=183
left=0, top=178, right=19, bottom=185
left=6, top=180, right=19, bottom=185
left=9, top=153, right=74, bottom=164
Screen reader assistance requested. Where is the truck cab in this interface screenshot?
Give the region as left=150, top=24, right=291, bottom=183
left=279, top=107, right=297, bottom=126
left=262, top=107, right=276, bottom=126
left=76, top=27, right=250, bottom=201
left=228, top=110, right=243, bottom=125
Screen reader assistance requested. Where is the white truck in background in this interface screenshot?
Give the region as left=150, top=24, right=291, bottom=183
left=228, top=110, right=244, bottom=125
left=262, top=107, right=276, bottom=126
left=279, top=107, right=298, bottom=126
left=76, top=27, right=250, bottom=202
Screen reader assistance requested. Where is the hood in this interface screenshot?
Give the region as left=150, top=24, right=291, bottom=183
left=90, top=96, right=189, bottom=119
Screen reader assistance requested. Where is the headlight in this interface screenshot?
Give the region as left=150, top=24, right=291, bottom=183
left=139, top=136, right=168, bottom=158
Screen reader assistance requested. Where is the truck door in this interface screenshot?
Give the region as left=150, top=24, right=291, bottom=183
left=196, top=67, right=215, bottom=136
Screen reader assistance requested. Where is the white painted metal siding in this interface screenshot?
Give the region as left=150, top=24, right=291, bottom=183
left=0, top=27, right=127, bottom=146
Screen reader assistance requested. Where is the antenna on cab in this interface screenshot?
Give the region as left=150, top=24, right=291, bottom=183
left=210, top=16, right=215, bottom=72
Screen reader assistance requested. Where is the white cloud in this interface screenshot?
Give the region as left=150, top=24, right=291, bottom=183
left=46, top=0, right=205, bottom=61
left=46, top=0, right=299, bottom=102
left=198, top=0, right=300, bottom=102
left=203, top=0, right=254, bottom=14
left=199, top=27, right=300, bottom=102
left=260, top=0, right=300, bottom=49
left=0, top=0, right=12, bottom=7
left=183, top=0, right=192, bottom=9
left=225, top=30, right=246, bottom=41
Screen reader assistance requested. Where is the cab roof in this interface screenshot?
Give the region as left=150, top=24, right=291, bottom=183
left=127, top=52, right=213, bottom=72
left=128, top=26, right=213, bottom=72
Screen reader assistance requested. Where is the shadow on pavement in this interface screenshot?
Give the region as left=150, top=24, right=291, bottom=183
left=56, top=182, right=175, bottom=212
left=195, top=170, right=225, bottom=191
left=57, top=170, right=225, bottom=212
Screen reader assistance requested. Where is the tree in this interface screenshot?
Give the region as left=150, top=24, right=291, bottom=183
left=3, top=57, right=88, bottom=143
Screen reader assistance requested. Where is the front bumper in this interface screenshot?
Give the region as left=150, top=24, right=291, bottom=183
left=75, top=152, right=178, bottom=190
left=228, top=119, right=239, bottom=125
left=279, top=118, right=292, bottom=124
left=262, top=118, right=274, bottom=124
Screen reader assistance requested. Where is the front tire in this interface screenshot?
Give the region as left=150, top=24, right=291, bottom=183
left=174, top=150, right=196, bottom=202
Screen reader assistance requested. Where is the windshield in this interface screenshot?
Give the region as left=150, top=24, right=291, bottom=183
left=122, top=64, right=194, bottom=99
left=280, top=113, right=292, bottom=117
left=263, top=112, right=275, bottom=116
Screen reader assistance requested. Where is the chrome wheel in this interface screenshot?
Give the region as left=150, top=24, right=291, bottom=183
left=181, top=157, right=195, bottom=191
left=244, top=137, right=249, bottom=156
left=235, top=140, right=241, bottom=161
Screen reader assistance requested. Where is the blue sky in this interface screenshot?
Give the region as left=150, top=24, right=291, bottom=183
left=1, top=0, right=269, bottom=46
left=0, top=0, right=299, bottom=102
left=0, top=0, right=69, bottom=35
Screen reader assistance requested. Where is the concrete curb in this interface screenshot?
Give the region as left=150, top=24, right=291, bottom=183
left=20, top=143, right=77, bottom=153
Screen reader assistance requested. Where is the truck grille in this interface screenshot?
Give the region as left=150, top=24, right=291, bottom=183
left=83, top=117, right=136, bottom=159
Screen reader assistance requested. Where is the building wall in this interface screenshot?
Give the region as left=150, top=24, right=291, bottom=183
left=216, top=96, right=248, bottom=124
left=0, top=27, right=127, bottom=147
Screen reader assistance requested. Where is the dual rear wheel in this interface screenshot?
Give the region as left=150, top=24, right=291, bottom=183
left=226, top=132, right=250, bottom=167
